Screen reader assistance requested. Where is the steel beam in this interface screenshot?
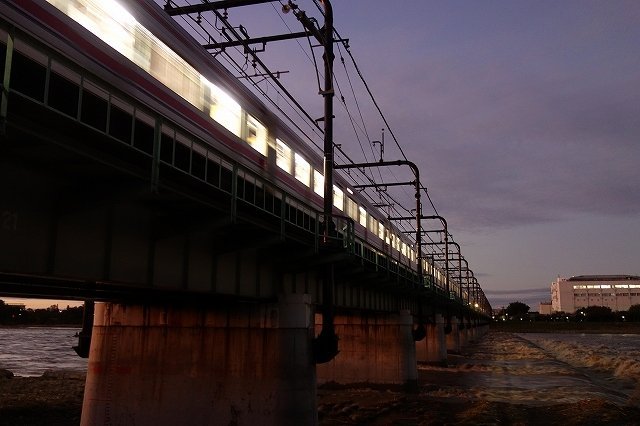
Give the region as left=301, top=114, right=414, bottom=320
left=164, top=0, right=277, bottom=16
left=203, top=31, right=310, bottom=50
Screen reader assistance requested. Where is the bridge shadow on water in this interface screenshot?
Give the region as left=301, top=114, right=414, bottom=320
left=318, top=331, right=640, bottom=425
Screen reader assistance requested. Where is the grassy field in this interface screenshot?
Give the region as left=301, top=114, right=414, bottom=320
left=490, top=321, right=640, bottom=334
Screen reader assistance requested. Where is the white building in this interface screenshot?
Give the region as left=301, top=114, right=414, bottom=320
left=551, top=275, right=640, bottom=313
left=538, top=301, right=552, bottom=315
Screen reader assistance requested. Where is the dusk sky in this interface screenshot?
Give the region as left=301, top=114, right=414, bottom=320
left=7, top=0, right=640, bottom=310
left=342, top=0, right=640, bottom=309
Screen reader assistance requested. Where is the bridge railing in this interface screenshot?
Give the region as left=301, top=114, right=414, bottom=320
left=1, top=22, right=451, bottom=300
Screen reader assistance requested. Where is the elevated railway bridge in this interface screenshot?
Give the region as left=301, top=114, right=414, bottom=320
left=0, top=2, right=490, bottom=424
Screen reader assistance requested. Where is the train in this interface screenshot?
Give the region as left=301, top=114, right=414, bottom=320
left=1, top=0, right=456, bottom=297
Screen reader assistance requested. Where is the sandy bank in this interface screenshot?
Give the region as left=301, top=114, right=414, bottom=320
left=0, top=370, right=84, bottom=426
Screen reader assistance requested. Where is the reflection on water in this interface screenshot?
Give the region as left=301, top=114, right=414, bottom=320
left=0, top=327, right=87, bottom=376
left=419, top=332, right=640, bottom=407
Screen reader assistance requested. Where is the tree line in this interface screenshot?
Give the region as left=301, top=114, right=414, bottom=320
left=0, top=299, right=83, bottom=325
left=497, top=301, right=640, bottom=322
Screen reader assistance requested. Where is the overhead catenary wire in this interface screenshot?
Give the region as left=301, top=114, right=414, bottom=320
left=167, top=1, right=442, bottom=248
left=162, top=2, right=488, bottom=309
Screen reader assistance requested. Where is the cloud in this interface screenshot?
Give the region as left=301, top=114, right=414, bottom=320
left=369, top=22, right=640, bottom=232
left=485, top=287, right=552, bottom=310
left=484, top=287, right=550, bottom=296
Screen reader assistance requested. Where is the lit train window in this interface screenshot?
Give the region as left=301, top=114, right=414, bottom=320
left=294, top=153, right=310, bottom=187
left=47, top=0, right=203, bottom=108
left=346, top=198, right=358, bottom=221
left=276, top=139, right=292, bottom=173
left=245, top=114, right=267, bottom=155
left=150, top=40, right=201, bottom=107
left=202, top=78, right=241, bottom=137
left=313, top=170, right=324, bottom=196
left=359, top=207, right=367, bottom=227
left=48, top=0, right=136, bottom=60
left=132, top=26, right=153, bottom=72
left=368, top=216, right=378, bottom=235
left=333, top=186, right=344, bottom=211
left=378, top=223, right=385, bottom=240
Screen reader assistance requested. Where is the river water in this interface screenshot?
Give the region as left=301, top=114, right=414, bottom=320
left=319, top=331, right=640, bottom=424
left=0, top=327, right=87, bottom=377
left=418, top=332, right=640, bottom=406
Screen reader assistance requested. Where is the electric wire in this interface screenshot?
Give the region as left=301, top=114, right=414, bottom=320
left=163, top=1, right=481, bottom=296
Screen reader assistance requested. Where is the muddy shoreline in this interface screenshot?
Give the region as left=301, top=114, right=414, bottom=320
left=0, top=371, right=84, bottom=426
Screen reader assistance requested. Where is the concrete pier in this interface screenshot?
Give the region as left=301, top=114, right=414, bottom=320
left=81, top=295, right=316, bottom=425
left=446, top=316, right=461, bottom=354
left=316, top=310, right=417, bottom=387
left=415, top=314, right=447, bottom=364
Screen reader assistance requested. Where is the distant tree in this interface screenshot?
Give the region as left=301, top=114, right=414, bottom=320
left=505, top=301, right=530, bottom=318
left=577, top=306, right=615, bottom=322
left=628, top=305, right=640, bottom=322
left=0, top=299, right=82, bottom=325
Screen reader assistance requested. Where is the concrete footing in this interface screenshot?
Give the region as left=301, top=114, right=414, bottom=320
left=315, top=310, right=417, bottom=387
left=81, top=294, right=316, bottom=425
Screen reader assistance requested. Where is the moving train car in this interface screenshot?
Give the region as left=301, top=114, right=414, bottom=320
left=1, top=0, right=453, bottom=295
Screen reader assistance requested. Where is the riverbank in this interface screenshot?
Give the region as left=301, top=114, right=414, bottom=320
left=2, top=331, right=640, bottom=425
left=0, top=370, right=84, bottom=426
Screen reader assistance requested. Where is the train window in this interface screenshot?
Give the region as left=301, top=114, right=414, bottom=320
left=378, top=223, right=385, bottom=240
left=333, top=186, right=344, bottom=211
left=13, top=40, right=47, bottom=66
left=174, top=132, right=191, bottom=172
left=346, top=198, right=358, bottom=221
left=313, top=170, right=324, bottom=197
left=149, top=39, right=201, bottom=108
left=203, top=79, right=241, bottom=137
left=48, top=0, right=137, bottom=62
left=359, top=207, right=367, bottom=227
left=108, top=96, right=133, bottom=143
left=81, top=82, right=109, bottom=131
left=48, top=65, right=80, bottom=117
left=133, top=109, right=155, bottom=154
left=245, top=114, right=267, bottom=156
left=276, top=139, right=292, bottom=173
left=294, top=153, right=311, bottom=187
left=10, top=50, right=46, bottom=102
left=51, top=61, right=81, bottom=84
left=368, top=216, right=378, bottom=235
